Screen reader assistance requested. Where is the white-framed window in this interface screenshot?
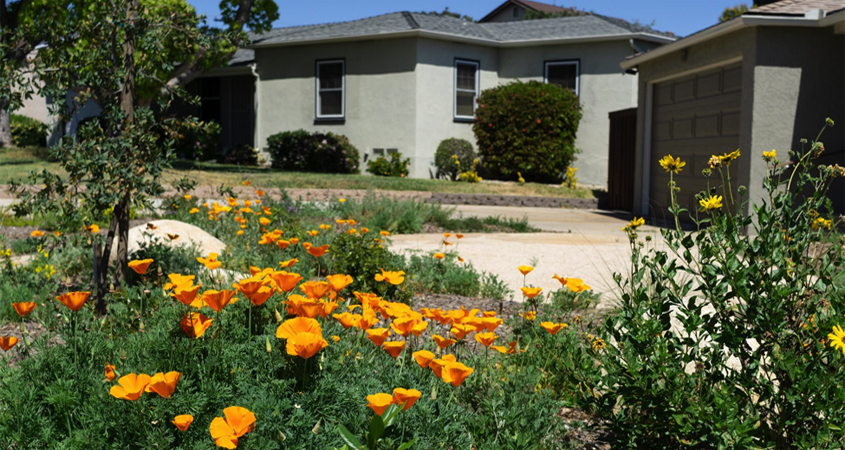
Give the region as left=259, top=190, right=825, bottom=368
left=316, top=59, right=345, bottom=119
left=544, top=60, right=579, bottom=96
left=454, top=59, right=479, bottom=121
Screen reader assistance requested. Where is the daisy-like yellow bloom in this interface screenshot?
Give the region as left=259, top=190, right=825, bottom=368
left=658, top=155, right=685, bottom=174
left=812, top=217, right=832, bottom=231
left=718, top=149, right=741, bottom=165
left=828, top=325, right=845, bottom=354
left=183, top=194, right=192, bottom=200
left=338, top=198, right=346, bottom=203
left=763, top=149, right=777, bottom=161
left=623, top=217, right=645, bottom=231
left=699, top=195, right=723, bottom=211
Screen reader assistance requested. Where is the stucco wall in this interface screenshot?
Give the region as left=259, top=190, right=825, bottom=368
left=498, top=40, right=638, bottom=186
left=255, top=38, right=418, bottom=172
left=414, top=38, right=499, bottom=178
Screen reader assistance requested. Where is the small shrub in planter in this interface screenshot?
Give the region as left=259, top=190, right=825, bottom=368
left=473, top=80, right=581, bottom=182
left=220, top=143, right=260, bottom=166
left=10, top=114, right=48, bottom=147
left=434, top=138, right=476, bottom=181
left=267, top=129, right=359, bottom=173
left=366, top=152, right=409, bottom=177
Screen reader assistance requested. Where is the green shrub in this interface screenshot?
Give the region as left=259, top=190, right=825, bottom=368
left=473, top=80, right=581, bottom=182
left=434, top=138, right=476, bottom=181
left=328, top=231, right=410, bottom=303
left=170, top=119, right=221, bottom=161
left=366, top=152, right=409, bottom=177
left=406, top=251, right=480, bottom=297
left=267, top=129, right=360, bottom=174
left=220, top=143, right=260, bottom=166
left=10, top=114, right=48, bottom=147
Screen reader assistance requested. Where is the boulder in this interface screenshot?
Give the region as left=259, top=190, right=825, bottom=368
left=109, top=219, right=226, bottom=262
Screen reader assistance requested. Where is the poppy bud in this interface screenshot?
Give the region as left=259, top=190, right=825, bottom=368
left=265, top=337, right=272, bottom=353
left=275, top=308, right=283, bottom=323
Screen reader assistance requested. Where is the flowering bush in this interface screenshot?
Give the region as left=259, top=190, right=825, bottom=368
left=366, top=152, right=410, bottom=177
left=433, top=138, right=476, bottom=181
left=267, top=129, right=360, bottom=174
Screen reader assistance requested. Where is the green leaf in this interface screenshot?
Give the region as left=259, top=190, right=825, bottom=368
left=382, top=404, right=401, bottom=428
left=396, top=438, right=417, bottom=450
left=368, top=414, right=385, bottom=447
left=829, top=424, right=841, bottom=431
left=337, top=424, right=363, bottom=449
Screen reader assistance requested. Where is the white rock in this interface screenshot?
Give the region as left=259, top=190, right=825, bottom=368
left=109, top=219, right=226, bottom=262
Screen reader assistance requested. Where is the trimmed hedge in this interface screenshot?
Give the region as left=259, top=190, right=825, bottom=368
left=434, top=138, right=476, bottom=181
left=472, top=80, right=581, bottom=182
left=267, top=129, right=359, bottom=174
left=10, top=114, right=48, bottom=147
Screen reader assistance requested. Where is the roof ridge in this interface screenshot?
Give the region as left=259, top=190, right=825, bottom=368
left=401, top=11, right=420, bottom=29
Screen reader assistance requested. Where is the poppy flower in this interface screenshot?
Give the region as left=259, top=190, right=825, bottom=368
left=380, top=230, right=390, bottom=236
left=210, top=406, right=256, bottom=448
left=235, top=279, right=267, bottom=300
left=358, top=310, right=380, bottom=330
left=492, top=340, right=519, bottom=354
left=172, top=285, right=201, bottom=306
left=306, top=244, right=330, bottom=257
left=87, top=224, right=100, bottom=233
left=411, top=350, right=437, bottom=372
left=433, top=253, right=445, bottom=260
left=428, top=355, right=456, bottom=379
left=566, top=278, right=592, bottom=293
left=390, top=316, right=419, bottom=337
left=202, top=290, right=236, bottom=312
left=300, top=281, right=331, bottom=299
left=146, top=371, right=182, bottom=398
left=197, top=253, right=222, bottom=270
left=269, top=271, right=303, bottom=292
left=475, top=332, right=498, bottom=347
left=374, top=268, right=405, bottom=285
left=456, top=234, right=464, bottom=239
left=180, top=312, right=214, bottom=338
left=31, top=230, right=44, bottom=237
left=56, top=291, right=91, bottom=311
left=110, top=373, right=152, bottom=401
left=105, top=362, right=116, bottom=381
left=521, top=287, right=543, bottom=299
left=366, top=393, right=395, bottom=416
left=432, top=334, right=456, bottom=349
left=518, top=265, right=534, bottom=276
left=393, top=388, right=421, bottom=410
left=278, top=258, right=298, bottom=269
left=361, top=227, right=370, bottom=233
left=276, top=317, right=322, bottom=340
left=333, top=312, right=362, bottom=329
left=128, top=258, right=154, bottom=275
left=326, top=274, right=353, bottom=292
left=242, top=180, right=251, bottom=186
left=289, top=238, right=299, bottom=245
left=255, top=189, right=265, bottom=197
left=285, top=332, right=328, bottom=359
left=0, top=336, right=19, bottom=351
left=259, top=218, right=271, bottom=226
left=366, top=328, right=390, bottom=347
left=520, top=311, right=537, bottom=321
left=441, top=362, right=474, bottom=386
left=383, top=341, right=406, bottom=358
left=165, top=273, right=196, bottom=291
left=12, top=301, right=36, bottom=317
left=481, top=317, right=503, bottom=332
left=410, top=320, right=428, bottom=337
left=450, top=324, right=473, bottom=340
left=540, top=322, right=568, bottom=335
left=173, top=414, right=193, bottom=432
left=249, top=286, right=274, bottom=306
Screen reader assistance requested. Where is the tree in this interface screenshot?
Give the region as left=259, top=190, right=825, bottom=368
left=720, top=3, right=752, bottom=22
left=4, top=0, right=278, bottom=314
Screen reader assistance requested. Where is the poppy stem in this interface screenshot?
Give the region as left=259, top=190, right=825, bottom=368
left=248, top=304, right=252, bottom=342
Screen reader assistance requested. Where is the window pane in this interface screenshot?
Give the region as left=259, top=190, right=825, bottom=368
left=547, top=63, right=577, bottom=91
left=319, top=63, right=343, bottom=89
left=201, top=77, right=220, bottom=98
left=201, top=99, right=220, bottom=123
left=456, top=91, right=475, bottom=117
left=456, top=63, right=476, bottom=91
left=320, top=91, right=342, bottom=116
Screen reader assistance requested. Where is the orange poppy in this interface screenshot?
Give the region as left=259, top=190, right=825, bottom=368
left=286, top=296, right=324, bottom=318
left=12, top=301, right=36, bottom=317
left=321, top=301, right=339, bottom=318
left=235, top=279, right=267, bottom=300
left=269, top=271, right=303, bottom=292
left=474, top=332, right=498, bottom=347
left=366, top=393, right=394, bottom=416
left=413, top=350, right=435, bottom=368
left=285, top=332, right=328, bottom=359
left=249, top=286, right=274, bottom=306
left=390, top=316, right=419, bottom=337
left=164, top=273, right=195, bottom=291
left=146, top=371, right=182, bottom=398
left=518, top=265, right=534, bottom=276
left=172, top=285, right=201, bottom=306
left=197, top=253, right=221, bottom=270
left=0, top=336, right=19, bottom=351
left=410, top=320, right=429, bottom=337
left=278, top=258, right=298, bottom=269
left=202, top=290, right=236, bottom=312
left=393, top=388, right=421, bottom=410
left=566, top=278, right=592, bottom=293
left=433, top=253, right=445, bottom=260
left=540, top=322, right=568, bottom=335
left=450, top=324, right=473, bottom=340
left=456, top=234, right=464, bottom=239
left=428, top=356, right=456, bottom=379
left=520, top=287, right=543, bottom=299
left=172, top=414, right=193, bottom=432
left=300, top=281, right=331, bottom=299
left=276, top=317, right=322, bottom=340
left=383, top=341, right=406, bottom=358
left=255, top=189, right=265, bottom=197
left=210, top=406, right=256, bottom=448
left=492, top=340, right=519, bottom=354
left=105, top=362, right=116, bottom=381
left=366, top=328, right=390, bottom=347
left=180, top=312, right=214, bottom=338
left=520, top=311, right=537, bottom=321
left=326, top=274, right=353, bottom=292
left=380, top=230, right=390, bottom=236
left=110, top=373, right=152, bottom=401
left=432, top=334, right=456, bottom=349
left=31, top=230, right=45, bottom=237
left=87, top=224, right=100, bottom=233
left=127, top=258, right=154, bottom=275
left=358, top=310, right=380, bottom=330
left=333, top=312, right=362, bottom=329
left=374, top=268, right=405, bottom=285
left=259, top=218, right=271, bottom=226
left=481, top=317, right=503, bottom=332
left=306, top=244, right=330, bottom=257
left=289, top=237, right=299, bottom=245
left=56, top=291, right=91, bottom=311
left=441, top=362, right=474, bottom=386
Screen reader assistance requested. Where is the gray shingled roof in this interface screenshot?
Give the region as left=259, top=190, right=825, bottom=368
left=249, top=12, right=675, bottom=48
left=229, top=48, right=255, bottom=66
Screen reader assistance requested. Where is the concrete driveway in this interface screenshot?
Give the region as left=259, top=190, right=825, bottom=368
left=389, top=206, right=665, bottom=307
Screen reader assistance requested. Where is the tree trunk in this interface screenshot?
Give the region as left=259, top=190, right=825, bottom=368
left=95, top=212, right=120, bottom=315
left=115, top=0, right=137, bottom=284
left=0, top=101, right=11, bottom=147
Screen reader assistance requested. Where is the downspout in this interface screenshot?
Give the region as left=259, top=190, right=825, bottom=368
left=249, top=62, right=262, bottom=162
left=629, top=38, right=646, bottom=55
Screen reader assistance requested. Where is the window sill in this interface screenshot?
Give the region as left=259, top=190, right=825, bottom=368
left=453, top=117, right=475, bottom=124
left=314, top=117, right=345, bottom=125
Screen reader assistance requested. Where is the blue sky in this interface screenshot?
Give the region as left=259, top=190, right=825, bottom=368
left=188, top=0, right=748, bottom=37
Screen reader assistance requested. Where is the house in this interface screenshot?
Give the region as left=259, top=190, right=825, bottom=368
left=240, top=11, right=676, bottom=184
left=620, top=0, right=845, bottom=218
left=479, top=0, right=584, bottom=23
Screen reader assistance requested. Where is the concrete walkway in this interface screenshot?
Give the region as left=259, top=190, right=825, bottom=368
left=389, top=206, right=665, bottom=307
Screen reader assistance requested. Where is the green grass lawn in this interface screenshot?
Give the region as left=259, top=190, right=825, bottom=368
left=1, top=147, right=596, bottom=198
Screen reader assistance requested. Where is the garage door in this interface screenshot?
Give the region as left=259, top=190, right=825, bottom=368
left=650, top=64, right=742, bottom=221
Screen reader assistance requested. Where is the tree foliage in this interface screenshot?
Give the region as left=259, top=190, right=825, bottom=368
left=720, top=3, right=753, bottom=22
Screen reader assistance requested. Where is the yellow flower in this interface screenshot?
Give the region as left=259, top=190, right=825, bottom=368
left=338, top=198, right=346, bottom=203
left=189, top=208, right=199, bottom=214
left=699, top=195, right=723, bottom=211
left=658, top=155, right=685, bottom=174
left=812, top=217, right=832, bottom=231
left=828, top=325, right=845, bottom=354
left=183, top=194, right=192, bottom=200
left=763, top=149, right=777, bottom=161
left=718, top=149, right=741, bottom=165
left=30, top=230, right=45, bottom=238
left=623, top=217, right=645, bottom=231
left=517, top=265, right=533, bottom=276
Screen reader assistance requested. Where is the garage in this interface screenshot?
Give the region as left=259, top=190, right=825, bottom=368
left=649, top=64, right=742, bottom=221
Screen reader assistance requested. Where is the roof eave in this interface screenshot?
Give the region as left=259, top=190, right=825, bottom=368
left=620, top=9, right=845, bottom=70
